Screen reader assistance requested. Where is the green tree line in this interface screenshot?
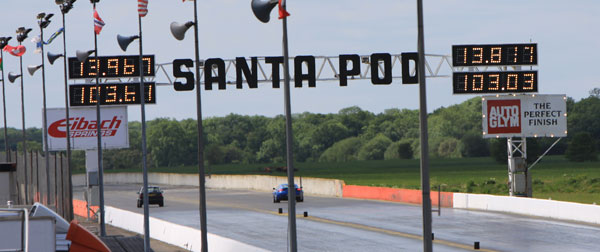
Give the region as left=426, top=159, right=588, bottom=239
left=0, top=94, right=598, bottom=170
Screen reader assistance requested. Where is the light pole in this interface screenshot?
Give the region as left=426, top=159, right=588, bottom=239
left=75, top=0, right=105, bottom=237
left=16, top=27, right=32, bottom=205
left=250, top=0, right=297, bottom=251
left=32, top=12, right=54, bottom=206
left=53, top=0, right=77, bottom=222
left=416, top=0, right=433, bottom=251
left=169, top=1, right=208, bottom=249
left=0, top=37, right=12, bottom=162
left=76, top=47, right=106, bottom=237
left=116, top=30, right=151, bottom=252
left=91, top=0, right=105, bottom=237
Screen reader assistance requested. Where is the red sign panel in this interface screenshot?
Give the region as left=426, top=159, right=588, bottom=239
left=486, top=99, right=521, bottom=134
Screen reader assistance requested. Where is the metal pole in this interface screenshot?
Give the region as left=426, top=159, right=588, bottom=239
left=281, top=1, right=297, bottom=251
left=34, top=151, right=38, bottom=202
left=138, top=15, right=151, bottom=252
left=192, top=1, right=208, bottom=251
left=18, top=39, right=29, bottom=205
left=40, top=22, right=52, bottom=206
left=93, top=2, right=106, bottom=237
left=528, top=137, right=562, bottom=171
left=54, top=153, right=58, bottom=212
left=0, top=50, right=8, bottom=162
left=61, top=9, right=74, bottom=221
left=438, top=185, right=441, bottom=216
left=416, top=0, right=433, bottom=251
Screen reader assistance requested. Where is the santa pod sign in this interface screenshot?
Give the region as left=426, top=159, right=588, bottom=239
left=45, top=106, right=129, bottom=150
left=482, top=94, right=567, bottom=138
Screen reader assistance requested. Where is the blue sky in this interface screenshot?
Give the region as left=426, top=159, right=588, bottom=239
left=1, top=0, right=598, bottom=128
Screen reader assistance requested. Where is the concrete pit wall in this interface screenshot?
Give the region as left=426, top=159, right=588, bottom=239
left=104, top=206, right=267, bottom=252
left=453, top=193, right=600, bottom=225
left=73, top=173, right=344, bottom=198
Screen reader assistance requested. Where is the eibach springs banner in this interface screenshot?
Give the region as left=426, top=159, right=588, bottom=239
left=45, top=106, right=129, bottom=150
left=482, top=94, right=567, bottom=138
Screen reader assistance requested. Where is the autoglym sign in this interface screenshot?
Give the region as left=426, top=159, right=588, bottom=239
left=482, top=94, right=567, bottom=138
left=45, top=106, right=129, bottom=150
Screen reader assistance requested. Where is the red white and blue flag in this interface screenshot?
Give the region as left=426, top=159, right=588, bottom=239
left=138, top=0, right=148, bottom=17
left=94, top=8, right=105, bottom=35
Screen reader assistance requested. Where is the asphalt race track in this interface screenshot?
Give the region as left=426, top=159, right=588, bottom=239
left=76, top=184, right=600, bottom=251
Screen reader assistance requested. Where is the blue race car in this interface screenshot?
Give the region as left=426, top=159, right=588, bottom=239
left=273, top=184, right=303, bottom=203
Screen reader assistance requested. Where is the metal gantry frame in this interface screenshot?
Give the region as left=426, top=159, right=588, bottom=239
left=507, top=137, right=530, bottom=197
left=69, top=53, right=455, bottom=86
left=507, top=137, right=527, bottom=160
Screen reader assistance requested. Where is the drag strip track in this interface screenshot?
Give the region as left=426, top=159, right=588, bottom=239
left=77, top=185, right=600, bottom=251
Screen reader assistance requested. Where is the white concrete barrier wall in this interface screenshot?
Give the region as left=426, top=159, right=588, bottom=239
left=453, top=193, right=600, bottom=225
left=104, top=206, right=268, bottom=252
left=74, top=173, right=344, bottom=197
left=205, top=175, right=344, bottom=197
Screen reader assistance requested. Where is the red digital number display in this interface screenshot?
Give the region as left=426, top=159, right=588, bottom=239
left=453, top=71, right=537, bottom=94
left=452, top=44, right=537, bottom=67
left=68, top=55, right=154, bottom=79
left=69, top=83, right=156, bottom=106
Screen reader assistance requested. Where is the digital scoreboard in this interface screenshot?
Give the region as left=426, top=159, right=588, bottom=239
left=69, top=82, right=156, bottom=106
left=452, top=43, right=538, bottom=94
left=452, top=44, right=537, bottom=67
left=68, top=55, right=155, bottom=79
left=453, top=71, right=537, bottom=94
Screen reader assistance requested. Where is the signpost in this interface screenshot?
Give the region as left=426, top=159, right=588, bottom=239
left=65, top=55, right=150, bottom=225
left=481, top=94, right=566, bottom=196
left=452, top=42, right=568, bottom=197
left=46, top=106, right=129, bottom=207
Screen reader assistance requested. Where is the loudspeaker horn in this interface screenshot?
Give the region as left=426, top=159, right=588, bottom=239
left=76, top=49, right=95, bottom=62
left=170, top=21, right=194, bottom=41
left=117, top=34, right=139, bottom=52
left=251, top=0, right=278, bottom=23
left=47, top=52, right=63, bottom=65
left=8, top=72, right=21, bottom=83
left=28, top=65, right=42, bottom=76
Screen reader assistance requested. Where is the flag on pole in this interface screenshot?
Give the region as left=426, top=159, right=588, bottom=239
left=0, top=58, right=3, bottom=71
left=94, top=8, right=105, bottom=35
left=31, top=36, right=42, bottom=54
left=44, top=28, right=64, bottom=45
left=278, top=0, right=290, bottom=19
left=3, top=45, right=26, bottom=57
left=138, top=0, right=148, bottom=17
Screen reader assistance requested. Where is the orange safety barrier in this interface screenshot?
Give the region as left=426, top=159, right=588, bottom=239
left=72, top=199, right=99, bottom=219
left=66, top=220, right=110, bottom=252
left=343, top=185, right=453, bottom=207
